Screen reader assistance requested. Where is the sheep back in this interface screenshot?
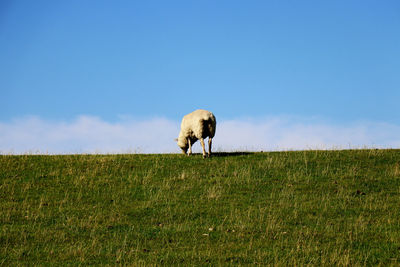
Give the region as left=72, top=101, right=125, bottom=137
left=179, top=109, right=216, bottom=141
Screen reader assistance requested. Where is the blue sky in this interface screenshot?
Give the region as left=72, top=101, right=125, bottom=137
left=1, top=1, right=400, bottom=153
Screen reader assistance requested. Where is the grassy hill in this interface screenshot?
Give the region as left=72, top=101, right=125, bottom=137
left=1, top=149, right=400, bottom=265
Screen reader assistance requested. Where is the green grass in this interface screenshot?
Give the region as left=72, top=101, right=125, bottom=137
left=1, top=149, right=400, bottom=266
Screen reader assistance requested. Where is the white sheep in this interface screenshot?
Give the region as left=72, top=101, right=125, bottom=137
left=176, top=109, right=216, bottom=158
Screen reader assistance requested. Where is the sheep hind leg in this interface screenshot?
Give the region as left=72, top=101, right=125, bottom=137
left=200, top=138, right=206, bottom=159
left=187, top=138, right=192, bottom=156
left=208, top=137, right=212, bottom=157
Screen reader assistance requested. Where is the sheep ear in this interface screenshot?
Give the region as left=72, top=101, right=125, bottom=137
left=174, top=138, right=178, bottom=142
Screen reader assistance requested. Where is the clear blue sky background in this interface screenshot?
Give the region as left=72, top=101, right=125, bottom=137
left=1, top=1, right=400, bottom=123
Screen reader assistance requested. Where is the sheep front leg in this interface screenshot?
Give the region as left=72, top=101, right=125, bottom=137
left=208, top=137, right=212, bottom=157
left=200, top=138, right=206, bottom=158
left=187, top=138, right=192, bottom=156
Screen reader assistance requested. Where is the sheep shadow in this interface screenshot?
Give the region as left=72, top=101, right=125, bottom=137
left=183, top=152, right=253, bottom=158
left=211, top=152, right=253, bottom=157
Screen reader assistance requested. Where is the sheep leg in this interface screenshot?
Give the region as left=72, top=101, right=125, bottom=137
left=200, top=138, right=206, bottom=158
left=187, top=138, right=192, bottom=156
left=208, top=137, right=212, bottom=157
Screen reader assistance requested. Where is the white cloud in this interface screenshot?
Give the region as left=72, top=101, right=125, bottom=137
left=1, top=115, right=399, bottom=154
left=215, top=117, right=400, bottom=151
left=0, top=116, right=179, bottom=154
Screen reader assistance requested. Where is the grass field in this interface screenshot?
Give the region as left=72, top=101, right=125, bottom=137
left=1, top=149, right=400, bottom=265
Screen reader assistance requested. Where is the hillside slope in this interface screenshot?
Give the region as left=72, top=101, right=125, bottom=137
left=1, top=150, right=400, bottom=265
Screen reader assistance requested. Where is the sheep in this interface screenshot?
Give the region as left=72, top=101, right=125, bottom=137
left=176, top=109, right=216, bottom=158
